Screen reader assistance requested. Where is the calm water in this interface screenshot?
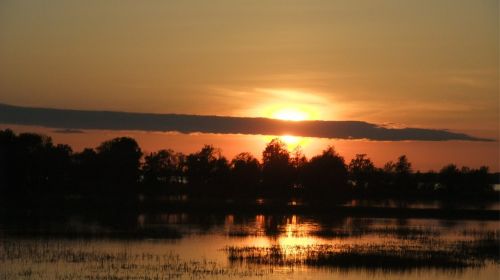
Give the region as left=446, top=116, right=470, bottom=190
left=1, top=213, right=499, bottom=280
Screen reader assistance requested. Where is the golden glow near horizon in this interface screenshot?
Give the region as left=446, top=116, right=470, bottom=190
left=251, top=89, right=321, bottom=151
left=247, top=88, right=327, bottom=122
left=272, top=108, right=310, bottom=121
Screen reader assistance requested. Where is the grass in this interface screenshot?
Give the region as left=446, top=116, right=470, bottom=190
left=225, top=236, right=500, bottom=270
left=0, top=240, right=272, bottom=280
left=311, top=226, right=439, bottom=239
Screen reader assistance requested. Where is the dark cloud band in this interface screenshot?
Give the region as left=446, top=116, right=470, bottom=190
left=0, top=103, right=491, bottom=141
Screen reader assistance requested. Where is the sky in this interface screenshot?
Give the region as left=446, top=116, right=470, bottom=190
left=0, top=0, right=498, bottom=170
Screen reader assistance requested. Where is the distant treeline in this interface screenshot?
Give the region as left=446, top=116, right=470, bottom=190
left=0, top=129, right=497, bottom=203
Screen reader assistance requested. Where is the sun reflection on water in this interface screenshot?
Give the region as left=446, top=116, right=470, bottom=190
left=278, top=215, right=320, bottom=249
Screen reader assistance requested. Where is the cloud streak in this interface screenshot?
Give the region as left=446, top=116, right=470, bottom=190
left=0, top=103, right=491, bottom=141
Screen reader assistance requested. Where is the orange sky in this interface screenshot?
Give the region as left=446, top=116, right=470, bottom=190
left=0, top=1, right=498, bottom=170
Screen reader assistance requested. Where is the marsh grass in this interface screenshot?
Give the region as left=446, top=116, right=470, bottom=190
left=311, top=226, right=440, bottom=240
left=224, top=236, right=500, bottom=270
left=0, top=240, right=271, bottom=280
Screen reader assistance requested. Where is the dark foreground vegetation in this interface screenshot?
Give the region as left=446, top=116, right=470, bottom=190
left=1, top=129, right=497, bottom=198
left=0, top=129, right=498, bottom=223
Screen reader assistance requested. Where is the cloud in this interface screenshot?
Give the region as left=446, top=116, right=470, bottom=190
left=0, top=103, right=492, bottom=142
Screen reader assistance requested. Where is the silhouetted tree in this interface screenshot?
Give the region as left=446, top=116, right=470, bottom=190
left=290, top=146, right=307, bottom=198
left=395, top=155, right=412, bottom=174
left=382, top=155, right=414, bottom=194
left=0, top=129, right=15, bottom=194
left=72, top=148, right=99, bottom=196
left=46, top=143, right=73, bottom=195
left=348, top=154, right=376, bottom=193
left=230, top=152, right=261, bottom=197
left=0, top=128, right=496, bottom=213
left=439, top=164, right=461, bottom=193
left=186, top=145, right=230, bottom=197
left=0, top=131, right=70, bottom=197
left=395, top=155, right=414, bottom=192
left=439, top=164, right=492, bottom=195
left=414, top=170, right=438, bottom=193
left=303, top=146, right=348, bottom=199
left=261, top=138, right=293, bottom=197
left=95, top=137, right=142, bottom=196
left=467, top=166, right=492, bottom=193
left=142, top=149, right=180, bottom=195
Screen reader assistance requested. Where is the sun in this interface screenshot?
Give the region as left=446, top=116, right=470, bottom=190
left=281, top=135, right=300, bottom=146
left=263, top=134, right=309, bottom=151
left=272, top=108, right=309, bottom=121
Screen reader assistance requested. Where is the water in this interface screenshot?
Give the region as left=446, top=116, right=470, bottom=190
left=343, top=199, right=500, bottom=210
left=1, top=213, right=499, bottom=279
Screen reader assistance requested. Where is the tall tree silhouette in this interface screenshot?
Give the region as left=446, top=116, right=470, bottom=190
left=348, top=154, right=376, bottom=193
left=439, top=164, right=492, bottom=195
left=72, top=148, right=99, bottom=196
left=303, top=146, right=348, bottom=199
left=439, top=164, right=461, bottom=193
left=382, top=155, right=413, bottom=194
left=230, top=152, right=261, bottom=197
left=261, top=138, right=293, bottom=197
left=95, top=137, right=142, bottom=196
left=46, top=143, right=73, bottom=195
left=142, top=149, right=179, bottom=195
left=0, top=131, right=71, bottom=197
left=186, top=145, right=229, bottom=197
left=395, top=155, right=414, bottom=193
left=290, top=146, right=308, bottom=198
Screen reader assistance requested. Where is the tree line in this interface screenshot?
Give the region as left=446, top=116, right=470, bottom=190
left=0, top=129, right=496, bottom=204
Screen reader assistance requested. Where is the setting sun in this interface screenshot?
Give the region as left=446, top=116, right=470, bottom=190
left=272, top=108, right=309, bottom=121
left=263, top=134, right=309, bottom=151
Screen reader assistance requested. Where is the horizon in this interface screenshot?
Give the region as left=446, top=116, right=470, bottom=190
left=1, top=101, right=498, bottom=171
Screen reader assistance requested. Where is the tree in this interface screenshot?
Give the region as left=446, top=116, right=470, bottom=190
left=72, top=148, right=99, bottom=195
left=439, top=165, right=492, bottom=194
left=303, top=146, right=348, bottom=198
left=467, top=166, right=492, bottom=193
left=185, top=145, right=229, bottom=197
left=0, top=130, right=73, bottom=199
left=290, top=146, right=308, bottom=197
left=261, top=138, right=293, bottom=197
left=395, top=155, right=412, bottom=175
left=46, top=143, right=73, bottom=194
left=96, top=137, right=142, bottom=195
left=395, top=155, right=414, bottom=192
left=382, top=155, right=414, bottom=194
left=230, top=152, right=261, bottom=197
left=348, top=154, right=376, bottom=192
left=439, top=164, right=461, bottom=193
left=142, top=149, right=178, bottom=193
left=0, top=129, right=15, bottom=194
